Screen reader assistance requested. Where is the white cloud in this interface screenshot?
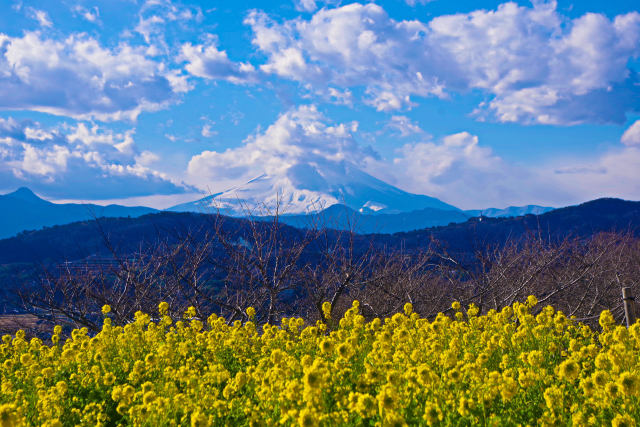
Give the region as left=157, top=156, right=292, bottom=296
left=72, top=5, right=100, bottom=24
left=295, top=0, right=318, bottom=12
left=201, top=124, right=217, bottom=137
left=544, top=147, right=640, bottom=204
left=382, top=132, right=531, bottom=208
left=245, top=4, right=446, bottom=111
left=246, top=2, right=640, bottom=124
left=182, top=105, right=640, bottom=209
left=326, top=87, right=353, bottom=106
left=0, top=31, right=185, bottom=121
left=294, top=0, right=342, bottom=13
left=180, top=40, right=258, bottom=84
left=135, top=150, right=160, bottom=166
left=185, top=109, right=638, bottom=210
left=452, top=7, right=640, bottom=124
left=23, top=127, right=53, bottom=141
left=136, top=15, right=165, bottom=44
left=385, top=115, right=424, bottom=137
left=66, top=123, right=137, bottom=156
left=0, top=118, right=189, bottom=199
left=134, top=0, right=203, bottom=53
left=621, top=120, right=640, bottom=146
left=382, top=130, right=640, bottom=208
left=20, top=143, right=69, bottom=177
left=27, top=8, right=53, bottom=28
left=187, top=105, right=370, bottom=193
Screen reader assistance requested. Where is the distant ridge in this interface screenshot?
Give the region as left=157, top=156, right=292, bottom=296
left=1, top=186, right=555, bottom=238
left=382, top=197, right=640, bottom=253
left=0, top=197, right=636, bottom=265
left=272, top=204, right=555, bottom=234
left=464, top=205, right=554, bottom=218
left=268, top=204, right=470, bottom=234
left=0, top=187, right=157, bottom=239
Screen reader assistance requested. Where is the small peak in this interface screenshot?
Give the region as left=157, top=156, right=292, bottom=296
left=4, top=187, right=44, bottom=203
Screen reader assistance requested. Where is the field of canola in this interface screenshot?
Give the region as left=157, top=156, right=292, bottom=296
left=1, top=297, right=640, bottom=427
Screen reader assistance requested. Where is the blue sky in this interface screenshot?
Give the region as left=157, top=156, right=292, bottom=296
left=0, top=0, right=639, bottom=209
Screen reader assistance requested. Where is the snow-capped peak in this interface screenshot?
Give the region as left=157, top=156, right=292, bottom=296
left=169, top=160, right=460, bottom=216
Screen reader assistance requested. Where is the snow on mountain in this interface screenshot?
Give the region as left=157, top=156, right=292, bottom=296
left=169, top=160, right=460, bottom=216
left=177, top=105, right=461, bottom=216
left=170, top=105, right=551, bottom=225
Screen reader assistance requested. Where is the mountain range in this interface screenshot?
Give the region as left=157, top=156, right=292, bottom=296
left=0, top=188, right=157, bottom=239
left=263, top=204, right=555, bottom=234
left=166, top=169, right=554, bottom=233
left=0, top=185, right=553, bottom=238
left=1, top=152, right=555, bottom=237
left=0, top=198, right=636, bottom=267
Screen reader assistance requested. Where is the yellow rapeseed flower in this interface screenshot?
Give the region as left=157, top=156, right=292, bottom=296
left=558, top=359, right=580, bottom=382
left=612, top=413, right=636, bottom=427
left=0, top=297, right=637, bottom=426
left=618, top=372, right=640, bottom=396
left=158, top=301, right=169, bottom=315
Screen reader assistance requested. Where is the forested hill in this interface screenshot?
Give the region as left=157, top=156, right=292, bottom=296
left=0, top=198, right=638, bottom=265
left=379, top=197, right=640, bottom=252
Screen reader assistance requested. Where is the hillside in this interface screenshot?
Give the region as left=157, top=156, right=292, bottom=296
left=269, top=204, right=471, bottom=234
left=0, top=188, right=157, bottom=239
left=383, top=198, right=640, bottom=253
left=0, top=197, right=637, bottom=266
left=0, top=197, right=637, bottom=316
left=270, top=204, right=554, bottom=234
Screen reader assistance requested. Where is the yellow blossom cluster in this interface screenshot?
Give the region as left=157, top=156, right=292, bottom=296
left=1, top=297, right=640, bottom=426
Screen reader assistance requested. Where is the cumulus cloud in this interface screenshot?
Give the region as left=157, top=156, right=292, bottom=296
left=183, top=104, right=640, bottom=209
left=381, top=130, right=640, bottom=208
left=382, top=132, right=541, bottom=208
left=185, top=108, right=632, bottom=210
left=0, top=117, right=189, bottom=199
left=180, top=40, right=258, bottom=84
left=621, top=120, right=640, bottom=146
left=0, top=31, right=187, bottom=121
left=448, top=7, right=640, bottom=124
left=245, top=4, right=446, bottom=111
left=186, top=105, right=373, bottom=201
left=246, top=2, right=640, bottom=124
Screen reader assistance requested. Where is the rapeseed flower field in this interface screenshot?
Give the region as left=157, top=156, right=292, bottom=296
left=1, top=297, right=639, bottom=426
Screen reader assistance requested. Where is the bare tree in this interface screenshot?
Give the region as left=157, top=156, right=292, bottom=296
left=16, top=202, right=640, bottom=333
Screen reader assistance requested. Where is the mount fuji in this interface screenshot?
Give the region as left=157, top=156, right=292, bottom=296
left=0, top=165, right=553, bottom=238
left=169, top=160, right=461, bottom=216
